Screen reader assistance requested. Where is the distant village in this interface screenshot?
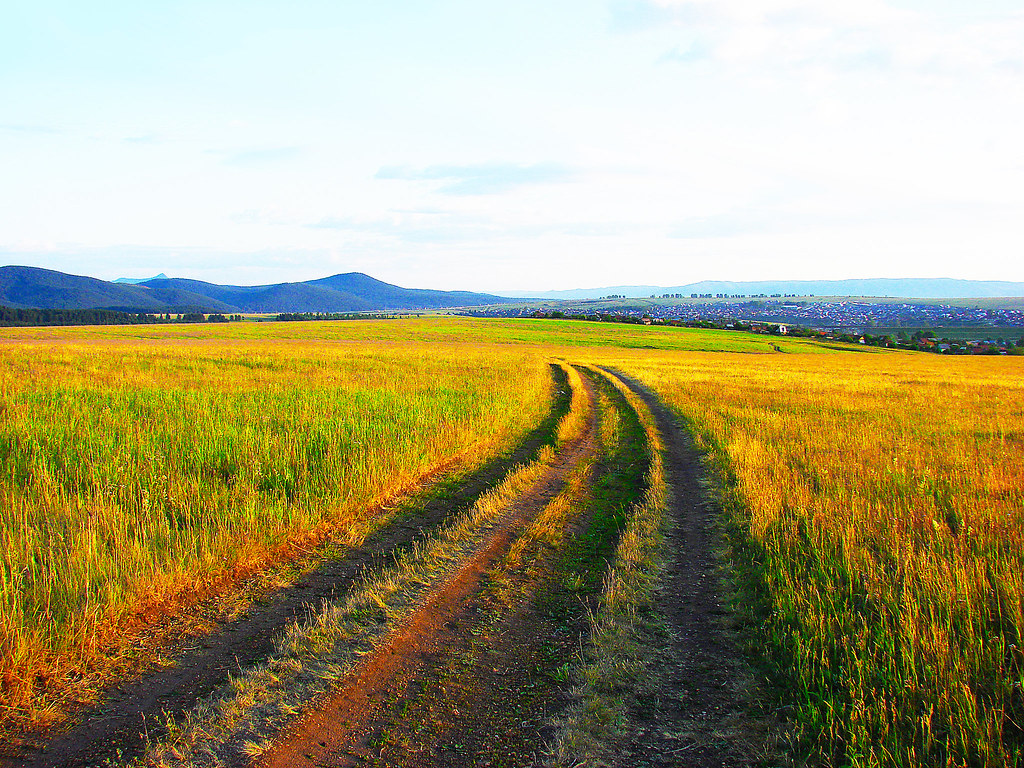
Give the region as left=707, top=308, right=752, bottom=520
left=471, top=296, right=1024, bottom=355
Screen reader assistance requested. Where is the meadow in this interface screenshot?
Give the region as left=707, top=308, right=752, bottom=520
left=613, top=347, right=1024, bottom=766
left=2, top=316, right=1022, bottom=766
left=0, top=314, right=810, bottom=353
left=0, top=331, right=551, bottom=727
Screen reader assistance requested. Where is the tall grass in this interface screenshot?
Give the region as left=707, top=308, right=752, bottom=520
left=7, top=315, right=1023, bottom=765
left=554, top=362, right=589, bottom=447
left=619, top=350, right=1024, bottom=766
left=139, top=362, right=591, bottom=768
left=0, top=337, right=550, bottom=728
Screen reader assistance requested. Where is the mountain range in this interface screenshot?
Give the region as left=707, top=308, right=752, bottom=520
left=3, top=268, right=1022, bottom=314
left=112, top=273, right=168, bottom=284
left=0, top=266, right=504, bottom=313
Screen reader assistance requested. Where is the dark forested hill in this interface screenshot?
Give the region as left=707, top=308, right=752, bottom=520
left=0, top=266, right=505, bottom=313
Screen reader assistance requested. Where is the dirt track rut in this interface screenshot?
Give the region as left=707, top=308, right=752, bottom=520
left=601, top=369, right=769, bottom=767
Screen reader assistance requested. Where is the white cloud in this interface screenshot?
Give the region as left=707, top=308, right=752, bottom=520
left=624, top=0, right=1024, bottom=82
left=375, top=163, right=575, bottom=195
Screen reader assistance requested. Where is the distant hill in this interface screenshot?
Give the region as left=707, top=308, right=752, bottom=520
left=506, top=278, right=1024, bottom=300
left=0, top=266, right=506, bottom=313
left=113, top=273, right=168, bottom=284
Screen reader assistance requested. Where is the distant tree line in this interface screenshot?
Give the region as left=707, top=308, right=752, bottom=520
left=0, top=306, right=244, bottom=327
left=0, top=307, right=162, bottom=327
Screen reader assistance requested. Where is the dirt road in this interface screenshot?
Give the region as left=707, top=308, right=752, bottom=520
left=3, top=365, right=773, bottom=768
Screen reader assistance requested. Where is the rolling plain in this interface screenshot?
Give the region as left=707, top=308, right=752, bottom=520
left=0, top=317, right=1021, bottom=767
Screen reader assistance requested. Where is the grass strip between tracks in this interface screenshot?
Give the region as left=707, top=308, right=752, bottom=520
left=546, top=366, right=669, bottom=766
left=137, top=362, right=590, bottom=768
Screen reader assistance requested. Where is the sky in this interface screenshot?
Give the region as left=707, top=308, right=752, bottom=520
left=1, top=0, right=1022, bottom=292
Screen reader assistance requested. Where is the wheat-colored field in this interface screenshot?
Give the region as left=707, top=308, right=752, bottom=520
left=613, top=348, right=1024, bottom=766
left=2, top=316, right=1022, bottom=765
left=0, top=328, right=551, bottom=723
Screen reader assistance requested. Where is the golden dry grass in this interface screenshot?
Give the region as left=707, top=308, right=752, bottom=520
left=4, top=315, right=1023, bottom=766
left=0, top=331, right=551, bottom=729
left=139, top=362, right=591, bottom=768
left=616, top=349, right=1024, bottom=766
